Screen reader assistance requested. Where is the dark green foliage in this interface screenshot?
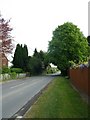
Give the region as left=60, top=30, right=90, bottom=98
left=2, top=67, right=10, bottom=74
left=28, top=56, right=42, bottom=75
left=33, top=48, right=39, bottom=58
left=10, top=68, right=23, bottom=73
left=12, top=44, right=29, bottom=72
left=87, top=36, right=90, bottom=46
left=48, top=22, right=89, bottom=75
left=12, top=46, right=49, bottom=75
left=22, top=44, right=29, bottom=71
left=27, top=48, right=49, bottom=75
left=12, top=44, right=22, bottom=68
left=87, top=36, right=90, bottom=55
left=38, top=50, right=49, bottom=69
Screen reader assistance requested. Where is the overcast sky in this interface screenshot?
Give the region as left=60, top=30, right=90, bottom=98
left=0, top=0, right=89, bottom=57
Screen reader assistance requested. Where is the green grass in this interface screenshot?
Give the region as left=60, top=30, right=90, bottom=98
left=25, top=77, right=88, bottom=118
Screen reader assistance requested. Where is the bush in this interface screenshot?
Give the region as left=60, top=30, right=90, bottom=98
left=2, top=67, right=10, bottom=74
left=10, top=72, right=17, bottom=79
left=28, top=57, right=42, bottom=75
left=10, top=68, right=23, bottom=73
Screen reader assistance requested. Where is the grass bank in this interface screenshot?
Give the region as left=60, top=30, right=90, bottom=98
left=25, top=77, right=88, bottom=118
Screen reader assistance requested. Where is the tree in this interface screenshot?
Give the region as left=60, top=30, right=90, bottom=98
left=33, top=49, right=49, bottom=70
left=33, top=48, right=39, bottom=57
left=12, top=44, right=29, bottom=71
left=39, top=51, right=49, bottom=69
left=48, top=22, right=89, bottom=75
left=12, top=44, right=23, bottom=68
left=28, top=49, right=43, bottom=75
left=87, top=36, right=90, bottom=66
left=0, top=14, right=13, bottom=54
left=22, top=44, right=29, bottom=71
left=27, top=56, right=42, bottom=75
left=27, top=49, right=49, bottom=75
left=87, top=36, right=90, bottom=46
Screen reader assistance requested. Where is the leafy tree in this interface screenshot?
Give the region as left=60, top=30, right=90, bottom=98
left=48, top=22, right=89, bottom=75
left=27, top=56, right=42, bottom=75
left=0, top=14, right=13, bottom=54
left=27, top=49, right=49, bottom=75
left=41, top=51, right=49, bottom=69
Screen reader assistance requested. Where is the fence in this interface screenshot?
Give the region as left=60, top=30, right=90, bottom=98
left=69, top=67, right=90, bottom=97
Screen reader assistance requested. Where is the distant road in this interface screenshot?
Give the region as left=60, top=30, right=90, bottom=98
left=1, top=75, right=56, bottom=118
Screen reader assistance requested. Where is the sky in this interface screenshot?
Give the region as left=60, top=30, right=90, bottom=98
left=0, top=0, right=89, bottom=58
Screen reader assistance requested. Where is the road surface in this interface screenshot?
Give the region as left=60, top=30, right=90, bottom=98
left=0, top=75, right=55, bottom=119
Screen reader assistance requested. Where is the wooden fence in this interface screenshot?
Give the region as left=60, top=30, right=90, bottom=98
left=69, top=67, right=90, bottom=97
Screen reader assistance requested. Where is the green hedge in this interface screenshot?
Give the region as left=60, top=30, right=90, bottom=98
left=10, top=68, right=23, bottom=73
left=9, top=72, right=17, bottom=79
left=2, top=67, right=10, bottom=74
left=2, top=67, right=23, bottom=74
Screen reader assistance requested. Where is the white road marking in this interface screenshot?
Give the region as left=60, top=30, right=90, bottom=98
left=10, top=83, right=25, bottom=89
left=16, top=116, right=23, bottom=118
left=1, top=79, right=50, bottom=100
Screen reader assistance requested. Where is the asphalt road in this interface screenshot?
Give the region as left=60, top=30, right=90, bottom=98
left=0, top=75, right=55, bottom=119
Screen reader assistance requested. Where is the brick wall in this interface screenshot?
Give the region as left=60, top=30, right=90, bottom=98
left=0, top=53, right=8, bottom=68
left=69, top=67, right=90, bottom=97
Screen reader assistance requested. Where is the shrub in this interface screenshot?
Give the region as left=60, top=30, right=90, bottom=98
left=10, top=68, right=23, bottom=73
left=10, top=72, right=17, bottom=79
left=2, top=67, right=10, bottom=74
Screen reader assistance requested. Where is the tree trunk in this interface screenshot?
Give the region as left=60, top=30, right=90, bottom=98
left=61, top=68, right=69, bottom=76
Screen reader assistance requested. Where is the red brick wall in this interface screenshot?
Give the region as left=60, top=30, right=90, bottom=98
left=2, top=57, right=8, bottom=66
left=69, top=67, right=89, bottom=96
left=0, top=53, right=8, bottom=67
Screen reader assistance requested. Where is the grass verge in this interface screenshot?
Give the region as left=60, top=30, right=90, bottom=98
left=25, top=76, right=89, bottom=118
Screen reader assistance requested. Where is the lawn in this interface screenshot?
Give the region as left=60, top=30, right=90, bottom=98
left=25, top=76, right=89, bottom=118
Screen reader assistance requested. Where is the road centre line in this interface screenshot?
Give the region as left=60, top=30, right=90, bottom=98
left=1, top=79, right=45, bottom=99
left=10, top=83, right=25, bottom=89
left=10, top=79, right=42, bottom=89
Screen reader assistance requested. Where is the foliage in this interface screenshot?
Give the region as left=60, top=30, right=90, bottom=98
left=87, top=36, right=90, bottom=46
left=27, top=56, right=42, bottom=75
left=12, top=46, right=49, bottom=75
left=10, top=72, right=17, bottom=79
left=23, top=44, right=29, bottom=71
left=2, top=66, right=23, bottom=74
left=2, top=67, right=10, bottom=74
left=10, top=68, right=23, bottom=73
left=48, top=22, right=89, bottom=75
left=12, top=44, right=29, bottom=71
left=0, top=14, right=13, bottom=54
left=33, top=48, right=39, bottom=58
left=27, top=48, right=49, bottom=75
left=87, top=36, right=90, bottom=58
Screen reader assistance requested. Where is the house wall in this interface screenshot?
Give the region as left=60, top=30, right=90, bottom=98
left=0, top=53, right=8, bottom=68
left=0, top=53, right=2, bottom=68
